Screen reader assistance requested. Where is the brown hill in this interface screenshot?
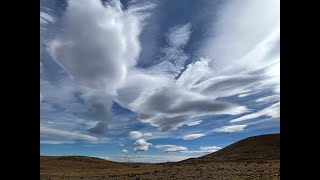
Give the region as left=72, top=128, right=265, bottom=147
left=40, top=134, right=280, bottom=180
left=184, top=133, right=280, bottom=163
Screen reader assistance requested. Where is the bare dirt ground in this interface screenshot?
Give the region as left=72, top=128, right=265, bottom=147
left=40, top=134, right=280, bottom=180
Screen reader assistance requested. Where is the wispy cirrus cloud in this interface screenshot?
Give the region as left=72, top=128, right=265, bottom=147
left=154, top=144, right=188, bottom=152
left=186, top=120, right=202, bottom=126
left=182, top=134, right=205, bottom=140
left=230, top=102, right=280, bottom=123
left=255, top=95, right=280, bottom=104
left=40, top=140, right=75, bottom=145
left=40, top=12, right=55, bottom=24
left=197, top=0, right=280, bottom=96
left=213, top=125, right=247, bottom=133
left=154, top=144, right=221, bottom=154
left=182, top=146, right=222, bottom=154
left=147, top=23, right=192, bottom=78
left=40, top=125, right=108, bottom=143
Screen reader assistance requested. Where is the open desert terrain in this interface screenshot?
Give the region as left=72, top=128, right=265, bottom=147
left=40, top=134, right=280, bottom=180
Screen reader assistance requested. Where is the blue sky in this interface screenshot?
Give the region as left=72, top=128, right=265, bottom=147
left=40, top=0, right=280, bottom=163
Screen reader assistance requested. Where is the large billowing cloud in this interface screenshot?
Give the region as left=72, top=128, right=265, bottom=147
left=48, top=0, right=153, bottom=134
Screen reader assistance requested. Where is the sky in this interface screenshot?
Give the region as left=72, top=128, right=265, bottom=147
left=40, top=0, right=280, bottom=163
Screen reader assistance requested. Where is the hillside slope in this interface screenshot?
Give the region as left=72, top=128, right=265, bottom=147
left=184, top=133, right=280, bottom=163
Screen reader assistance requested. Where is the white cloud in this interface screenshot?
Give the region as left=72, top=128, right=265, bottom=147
left=238, top=93, right=250, bottom=98
left=122, top=149, right=128, bottom=154
left=230, top=102, right=280, bottom=123
left=40, top=126, right=97, bottom=141
left=175, top=58, right=213, bottom=89
left=133, top=139, right=151, bottom=152
left=40, top=12, right=55, bottom=24
left=155, top=144, right=188, bottom=152
left=129, top=131, right=153, bottom=139
left=47, top=0, right=153, bottom=134
left=40, top=125, right=108, bottom=143
left=200, top=146, right=222, bottom=153
left=194, top=72, right=266, bottom=100
left=182, top=134, right=205, bottom=140
left=129, top=131, right=143, bottom=139
left=144, top=132, right=153, bottom=137
left=40, top=140, right=75, bottom=145
left=183, top=146, right=222, bottom=154
left=213, top=125, right=247, bottom=133
left=186, top=120, right=202, bottom=126
left=256, top=95, right=280, bottom=104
